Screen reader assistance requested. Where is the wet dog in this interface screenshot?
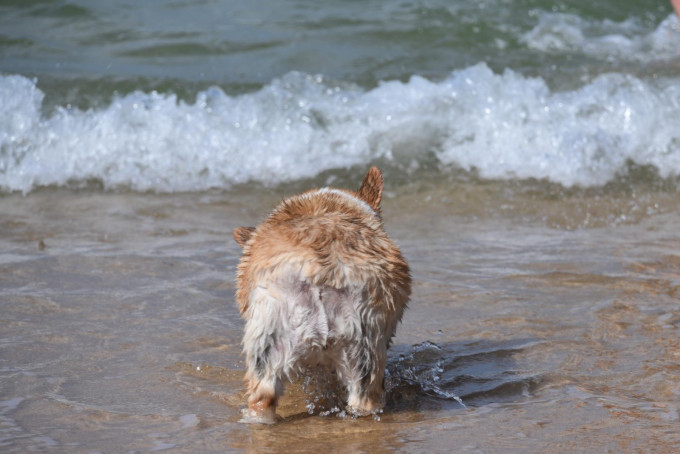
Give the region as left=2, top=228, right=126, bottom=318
left=232, top=166, right=411, bottom=423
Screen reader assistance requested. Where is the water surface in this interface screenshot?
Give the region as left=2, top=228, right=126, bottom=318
left=1, top=0, right=680, bottom=452
left=2, top=183, right=680, bottom=452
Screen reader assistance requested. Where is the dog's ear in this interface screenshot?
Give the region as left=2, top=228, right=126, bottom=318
left=233, top=226, right=255, bottom=248
left=357, top=166, right=383, bottom=211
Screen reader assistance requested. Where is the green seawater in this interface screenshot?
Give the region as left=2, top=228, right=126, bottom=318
left=0, top=0, right=674, bottom=108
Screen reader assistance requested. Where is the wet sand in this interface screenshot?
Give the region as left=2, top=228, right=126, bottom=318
left=1, top=185, right=680, bottom=453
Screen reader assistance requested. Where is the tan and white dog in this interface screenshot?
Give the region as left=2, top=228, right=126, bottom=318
left=233, top=166, right=411, bottom=423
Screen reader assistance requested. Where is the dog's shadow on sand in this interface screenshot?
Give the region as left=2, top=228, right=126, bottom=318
left=278, top=337, right=546, bottom=421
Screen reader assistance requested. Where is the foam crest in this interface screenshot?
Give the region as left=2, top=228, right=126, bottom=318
left=436, top=65, right=680, bottom=185
left=522, top=13, right=680, bottom=61
left=1, top=65, right=679, bottom=193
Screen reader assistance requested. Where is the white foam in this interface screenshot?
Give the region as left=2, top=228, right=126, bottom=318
left=521, top=13, right=680, bottom=61
left=436, top=65, right=680, bottom=186
left=1, top=62, right=679, bottom=193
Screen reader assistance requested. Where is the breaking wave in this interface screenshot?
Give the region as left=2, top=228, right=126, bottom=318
left=1, top=62, right=679, bottom=193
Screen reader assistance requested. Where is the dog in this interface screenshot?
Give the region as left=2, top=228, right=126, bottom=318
left=232, top=166, right=411, bottom=423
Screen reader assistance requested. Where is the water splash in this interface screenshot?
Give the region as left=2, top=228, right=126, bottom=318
left=387, top=342, right=467, bottom=409
left=386, top=339, right=548, bottom=409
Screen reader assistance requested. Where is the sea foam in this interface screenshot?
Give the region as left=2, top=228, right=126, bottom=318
left=1, top=63, right=679, bottom=193
left=522, top=12, right=680, bottom=61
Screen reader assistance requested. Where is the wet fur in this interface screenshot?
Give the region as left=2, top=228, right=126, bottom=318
left=233, top=166, right=411, bottom=422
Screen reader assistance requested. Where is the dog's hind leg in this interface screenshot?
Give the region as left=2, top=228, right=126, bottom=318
left=242, top=332, right=285, bottom=423
left=240, top=288, right=289, bottom=423
left=345, top=337, right=387, bottom=415
left=244, top=374, right=282, bottom=423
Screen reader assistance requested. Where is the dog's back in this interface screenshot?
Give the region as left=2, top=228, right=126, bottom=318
left=233, top=167, right=410, bottom=421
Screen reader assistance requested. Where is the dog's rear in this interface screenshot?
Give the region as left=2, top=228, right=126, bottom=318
left=233, top=167, right=410, bottom=422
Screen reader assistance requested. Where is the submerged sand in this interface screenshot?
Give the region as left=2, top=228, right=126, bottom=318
left=1, top=184, right=679, bottom=452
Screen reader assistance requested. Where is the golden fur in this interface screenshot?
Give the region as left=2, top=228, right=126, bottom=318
left=233, top=166, right=411, bottom=423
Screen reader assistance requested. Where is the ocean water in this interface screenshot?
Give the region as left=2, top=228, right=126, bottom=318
left=1, top=0, right=679, bottom=193
left=2, top=1, right=680, bottom=452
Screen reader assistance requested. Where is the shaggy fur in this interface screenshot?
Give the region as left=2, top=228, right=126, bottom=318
left=233, top=166, right=411, bottom=422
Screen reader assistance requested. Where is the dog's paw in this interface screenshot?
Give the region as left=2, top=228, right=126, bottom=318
left=239, top=406, right=280, bottom=424
left=347, top=395, right=385, bottom=417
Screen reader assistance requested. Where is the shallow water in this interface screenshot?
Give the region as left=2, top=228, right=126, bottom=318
left=1, top=183, right=679, bottom=452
